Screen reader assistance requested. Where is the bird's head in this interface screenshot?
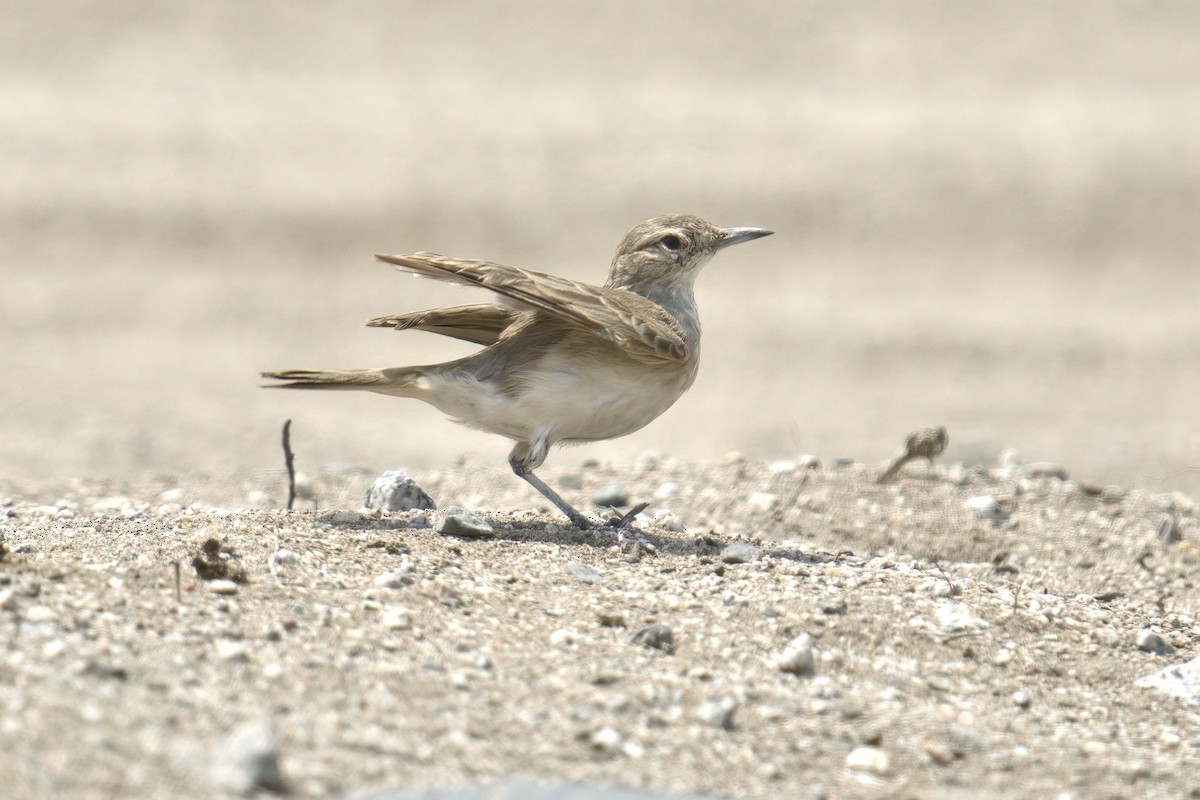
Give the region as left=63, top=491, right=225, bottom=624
left=605, top=214, right=773, bottom=294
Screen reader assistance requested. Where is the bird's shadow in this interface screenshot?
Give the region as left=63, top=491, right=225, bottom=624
left=352, top=509, right=840, bottom=565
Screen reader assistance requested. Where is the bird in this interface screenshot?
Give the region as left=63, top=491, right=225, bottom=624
left=261, top=214, right=773, bottom=528
left=876, top=426, right=949, bottom=484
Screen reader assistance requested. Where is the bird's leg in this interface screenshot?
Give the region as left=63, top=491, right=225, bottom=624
left=509, top=439, right=591, bottom=529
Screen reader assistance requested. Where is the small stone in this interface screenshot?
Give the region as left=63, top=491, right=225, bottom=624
left=720, top=542, right=760, bottom=564
left=363, top=470, right=436, bottom=512
left=216, top=639, right=250, bottom=662
left=208, top=579, right=240, bottom=596
left=565, top=562, right=602, bottom=584
left=768, top=460, right=796, bottom=474
left=1137, top=628, right=1170, bottom=655
left=329, top=510, right=359, bottom=525
left=590, top=726, right=624, bottom=753
left=696, top=698, right=738, bottom=730
left=924, top=741, right=954, bottom=766
left=269, top=549, right=300, bottom=569
left=796, top=454, right=821, bottom=469
left=1011, top=690, right=1032, bottom=709
left=596, top=608, right=627, bottom=628
left=23, top=605, right=57, bottom=624
left=1026, top=462, right=1068, bottom=480
left=437, top=513, right=494, bottom=538
left=845, top=745, right=891, bottom=775
left=933, top=602, right=989, bottom=637
left=817, top=597, right=847, bottom=615
left=777, top=633, right=816, bottom=676
left=381, top=608, right=412, bottom=630
left=550, top=628, right=580, bottom=647
left=209, top=721, right=285, bottom=794
left=591, top=483, right=629, bottom=508
left=630, top=623, right=675, bottom=654
left=373, top=568, right=415, bottom=589
left=964, top=495, right=1001, bottom=519
left=83, top=660, right=128, bottom=681
left=651, top=510, right=686, bottom=532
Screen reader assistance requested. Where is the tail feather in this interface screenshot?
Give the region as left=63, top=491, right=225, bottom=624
left=260, top=368, right=418, bottom=395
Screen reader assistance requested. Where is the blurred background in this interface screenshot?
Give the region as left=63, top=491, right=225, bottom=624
left=3, top=0, right=1199, bottom=497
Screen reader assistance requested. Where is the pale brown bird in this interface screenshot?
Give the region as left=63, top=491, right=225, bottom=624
left=262, top=214, right=772, bottom=528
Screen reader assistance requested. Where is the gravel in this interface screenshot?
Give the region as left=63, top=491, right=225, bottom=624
left=1, top=456, right=1199, bottom=799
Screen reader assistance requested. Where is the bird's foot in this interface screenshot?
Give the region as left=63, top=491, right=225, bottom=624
left=608, top=502, right=649, bottom=530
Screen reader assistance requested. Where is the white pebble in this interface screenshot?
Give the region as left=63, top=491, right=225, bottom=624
left=845, top=745, right=891, bottom=775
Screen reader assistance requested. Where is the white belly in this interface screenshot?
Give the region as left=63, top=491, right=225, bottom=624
left=418, top=351, right=696, bottom=445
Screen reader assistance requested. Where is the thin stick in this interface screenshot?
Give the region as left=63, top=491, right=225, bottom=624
left=282, top=419, right=297, bottom=510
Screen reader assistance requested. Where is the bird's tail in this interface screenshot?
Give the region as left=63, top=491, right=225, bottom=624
left=260, top=368, right=422, bottom=397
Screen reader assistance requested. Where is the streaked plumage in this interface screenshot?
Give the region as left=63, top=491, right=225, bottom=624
left=262, top=214, right=772, bottom=528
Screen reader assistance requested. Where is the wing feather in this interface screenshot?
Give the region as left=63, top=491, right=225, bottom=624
left=366, top=304, right=514, bottom=346
left=374, top=252, right=688, bottom=363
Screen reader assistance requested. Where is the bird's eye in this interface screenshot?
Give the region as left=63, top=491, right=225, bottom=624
left=660, top=234, right=683, bottom=252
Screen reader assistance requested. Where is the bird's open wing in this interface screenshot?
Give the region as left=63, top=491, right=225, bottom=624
left=375, top=252, right=689, bottom=363
left=366, top=303, right=515, bottom=346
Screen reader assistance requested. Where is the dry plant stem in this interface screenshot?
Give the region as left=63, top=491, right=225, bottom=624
left=282, top=418, right=297, bottom=511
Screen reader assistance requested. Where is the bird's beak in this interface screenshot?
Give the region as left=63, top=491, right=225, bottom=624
left=718, top=227, right=774, bottom=248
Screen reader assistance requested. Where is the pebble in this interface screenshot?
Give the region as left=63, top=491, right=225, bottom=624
left=1136, top=628, right=1170, bottom=655
left=651, top=510, right=686, bottom=532
left=695, top=698, right=738, bottom=730
left=595, top=608, right=627, bottom=628
left=817, top=597, right=847, bottom=615
left=924, top=741, right=954, bottom=766
left=654, top=482, right=678, bottom=499
left=591, top=483, right=630, bottom=508
left=216, top=639, right=250, bottom=662
left=209, top=721, right=285, bottom=795
left=776, top=633, right=816, bottom=676
left=374, top=567, right=415, bottom=589
left=845, top=745, right=891, bottom=775
left=381, top=608, right=413, bottom=630
left=270, top=549, right=301, bottom=569
left=964, top=495, right=1001, bottom=520
left=1134, top=655, right=1200, bottom=702
left=933, top=602, right=989, bottom=636
left=589, top=727, right=624, bottom=754
left=208, top=579, right=240, bottom=596
left=1026, top=462, right=1068, bottom=480
left=363, top=471, right=436, bottom=512
left=630, top=623, right=675, bottom=654
left=1011, top=690, right=1032, bottom=709
left=437, top=513, right=495, bottom=538
left=565, top=562, right=602, bottom=584
left=720, top=542, right=760, bottom=564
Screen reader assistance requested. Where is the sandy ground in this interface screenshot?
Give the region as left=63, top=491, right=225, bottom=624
left=3, top=2, right=1200, bottom=797
left=2, top=458, right=1199, bottom=799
